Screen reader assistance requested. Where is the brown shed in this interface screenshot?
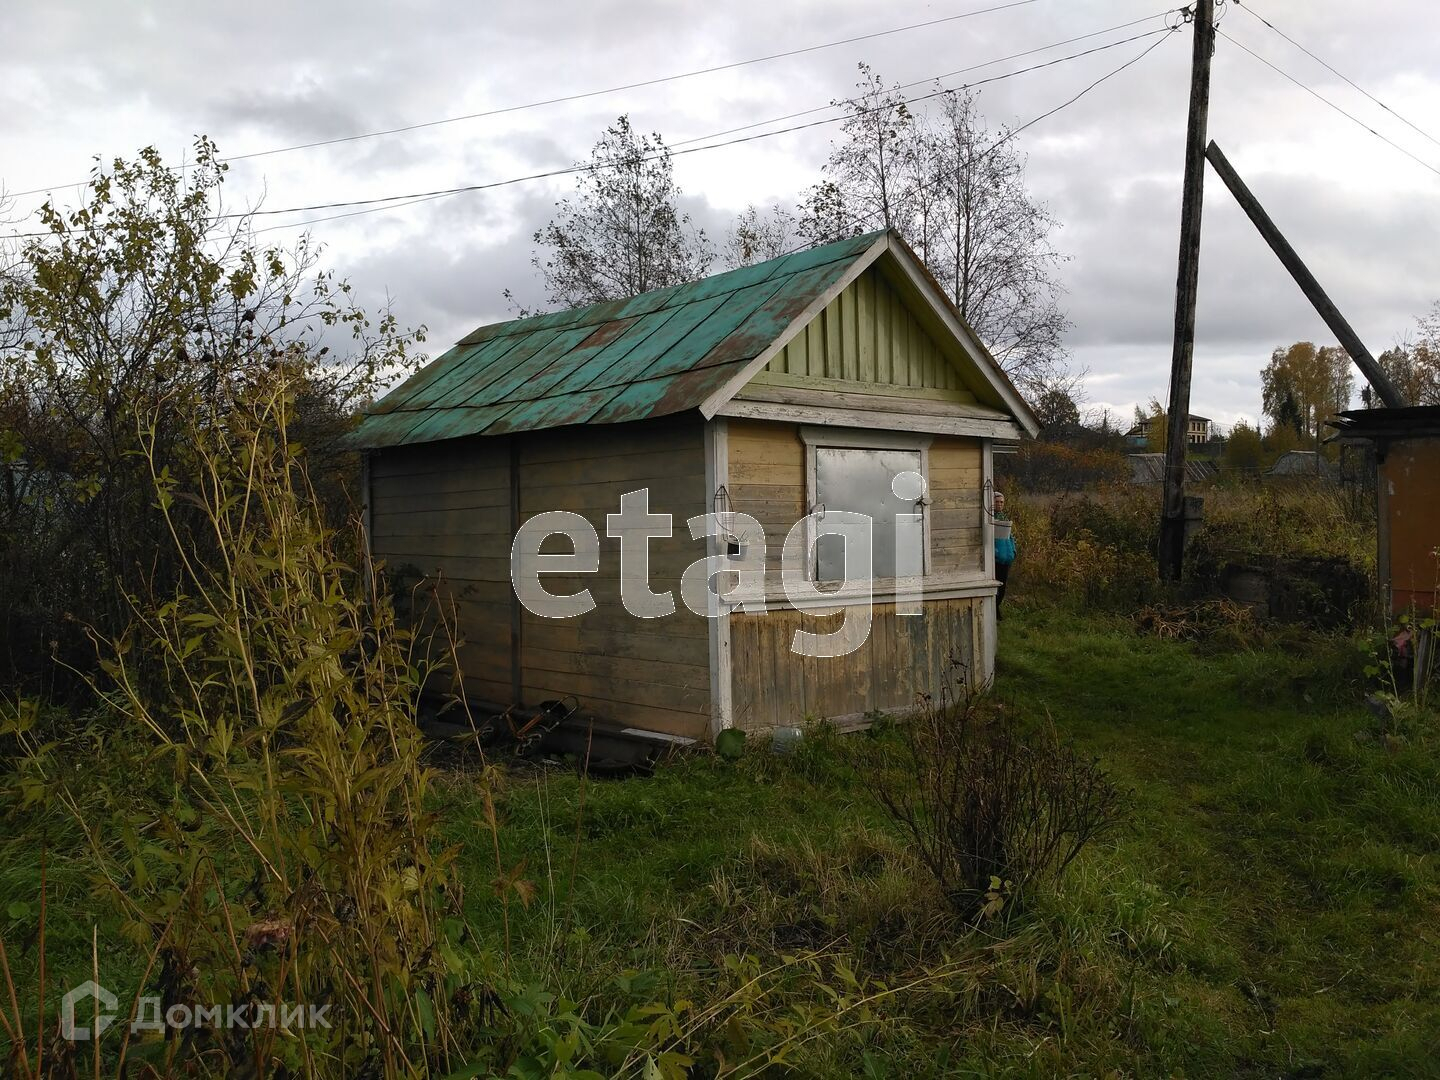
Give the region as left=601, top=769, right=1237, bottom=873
left=351, top=230, right=1039, bottom=742
left=1330, top=406, right=1440, bottom=617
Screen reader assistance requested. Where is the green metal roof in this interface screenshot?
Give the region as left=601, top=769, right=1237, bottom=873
left=350, top=231, right=886, bottom=448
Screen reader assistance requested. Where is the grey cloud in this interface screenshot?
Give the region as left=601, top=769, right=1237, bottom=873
left=4, top=0, right=1438, bottom=426
left=208, top=84, right=373, bottom=147
left=342, top=186, right=557, bottom=348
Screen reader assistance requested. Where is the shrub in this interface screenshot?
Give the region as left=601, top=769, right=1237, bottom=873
left=1006, top=483, right=1375, bottom=623
left=997, top=441, right=1129, bottom=493
left=0, top=140, right=424, bottom=694
left=4, top=376, right=475, bottom=1078
left=1186, top=484, right=1374, bottom=573
left=876, top=669, right=1124, bottom=920
left=1007, top=487, right=1163, bottom=608
left=1048, top=487, right=1158, bottom=557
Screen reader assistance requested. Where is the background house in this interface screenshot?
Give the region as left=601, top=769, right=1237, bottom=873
left=351, top=230, right=1038, bottom=740
left=1125, top=413, right=1212, bottom=447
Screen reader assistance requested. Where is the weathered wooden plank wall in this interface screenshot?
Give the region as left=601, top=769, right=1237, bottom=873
left=726, top=419, right=985, bottom=579
left=726, top=419, right=805, bottom=592
left=515, top=417, right=711, bottom=736
left=929, top=438, right=985, bottom=575
left=370, top=438, right=515, bottom=704
left=723, top=414, right=989, bottom=731
left=728, top=598, right=982, bottom=731
left=369, top=416, right=713, bottom=738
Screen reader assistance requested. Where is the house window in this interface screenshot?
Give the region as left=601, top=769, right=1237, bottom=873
left=802, top=429, right=931, bottom=583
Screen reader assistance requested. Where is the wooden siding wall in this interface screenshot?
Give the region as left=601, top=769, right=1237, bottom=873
left=929, top=438, right=985, bottom=575
left=369, top=417, right=713, bottom=739
left=726, top=419, right=805, bottom=590
left=724, top=417, right=989, bottom=730
left=726, top=419, right=985, bottom=578
left=516, top=419, right=711, bottom=736
left=761, top=267, right=976, bottom=400
left=370, top=438, right=514, bottom=704
left=729, top=598, right=983, bottom=730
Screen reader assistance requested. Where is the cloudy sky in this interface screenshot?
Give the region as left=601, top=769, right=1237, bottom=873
left=3, top=0, right=1437, bottom=429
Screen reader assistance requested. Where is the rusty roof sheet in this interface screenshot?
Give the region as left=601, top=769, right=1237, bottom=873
left=350, top=231, right=885, bottom=448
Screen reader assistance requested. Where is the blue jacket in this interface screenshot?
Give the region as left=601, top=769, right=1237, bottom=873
left=994, top=515, right=1017, bottom=565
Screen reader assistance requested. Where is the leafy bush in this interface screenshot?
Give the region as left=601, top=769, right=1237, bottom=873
left=4, top=377, right=472, bottom=1078
left=1007, top=487, right=1163, bottom=608
left=1363, top=613, right=1438, bottom=741
left=0, top=139, right=423, bottom=693
left=1187, top=484, right=1374, bottom=576
left=1007, top=483, right=1375, bottom=622
left=876, top=670, right=1124, bottom=920
left=996, top=441, right=1129, bottom=493
left=1047, top=488, right=1158, bottom=557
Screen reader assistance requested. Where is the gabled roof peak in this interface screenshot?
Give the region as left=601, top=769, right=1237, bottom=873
left=351, top=229, right=1038, bottom=448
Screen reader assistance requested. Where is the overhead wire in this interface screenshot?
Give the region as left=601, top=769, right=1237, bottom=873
left=3, top=0, right=1047, bottom=200
left=1217, top=28, right=1440, bottom=181
left=7, top=24, right=1179, bottom=241
left=667, top=9, right=1180, bottom=149
left=767, top=25, right=1180, bottom=260
left=252, top=27, right=1177, bottom=241
left=1232, top=0, right=1440, bottom=153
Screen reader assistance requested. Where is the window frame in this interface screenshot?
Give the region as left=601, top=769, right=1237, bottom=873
left=799, top=427, right=934, bottom=585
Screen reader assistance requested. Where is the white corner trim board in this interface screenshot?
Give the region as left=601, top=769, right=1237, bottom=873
left=716, top=398, right=1025, bottom=441
left=725, top=573, right=1001, bottom=613
left=705, top=416, right=734, bottom=736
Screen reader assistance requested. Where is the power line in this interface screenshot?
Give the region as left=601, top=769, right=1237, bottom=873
left=668, top=9, right=1180, bottom=149
left=3, top=0, right=1045, bottom=200
left=259, top=27, right=1175, bottom=234
left=993, top=28, right=1176, bottom=147
left=1233, top=0, right=1440, bottom=153
left=770, top=27, right=1178, bottom=259
left=257, top=26, right=1176, bottom=240
left=252, top=191, right=454, bottom=236
left=1218, top=28, right=1440, bottom=181
left=243, top=28, right=1180, bottom=219
left=6, top=26, right=1176, bottom=241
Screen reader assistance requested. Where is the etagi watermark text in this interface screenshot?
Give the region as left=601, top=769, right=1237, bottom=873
left=510, top=475, right=931, bottom=658
left=60, top=981, right=331, bottom=1041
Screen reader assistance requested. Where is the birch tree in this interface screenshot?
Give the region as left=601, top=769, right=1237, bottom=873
left=823, top=65, right=921, bottom=233
left=799, top=68, right=1069, bottom=395
left=724, top=203, right=798, bottom=268
left=1261, top=341, right=1354, bottom=446
left=530, top=115, right=714, bottom=309
left=926, top=90, right=1068, bottom=390
left=1362, top=303, right=1440, bottom=406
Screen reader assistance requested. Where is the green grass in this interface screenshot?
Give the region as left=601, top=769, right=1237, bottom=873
left=431, top=601, right=1440, bottom=1075
left=6, top=600, right=1440, bottom=1075
left=996, top=605, right=1440, bottom=1073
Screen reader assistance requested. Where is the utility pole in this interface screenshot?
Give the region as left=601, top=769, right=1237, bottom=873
left=1204, top=140, right=1408, bottom=409
left=1158, top=0, right=1216, bottom=582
